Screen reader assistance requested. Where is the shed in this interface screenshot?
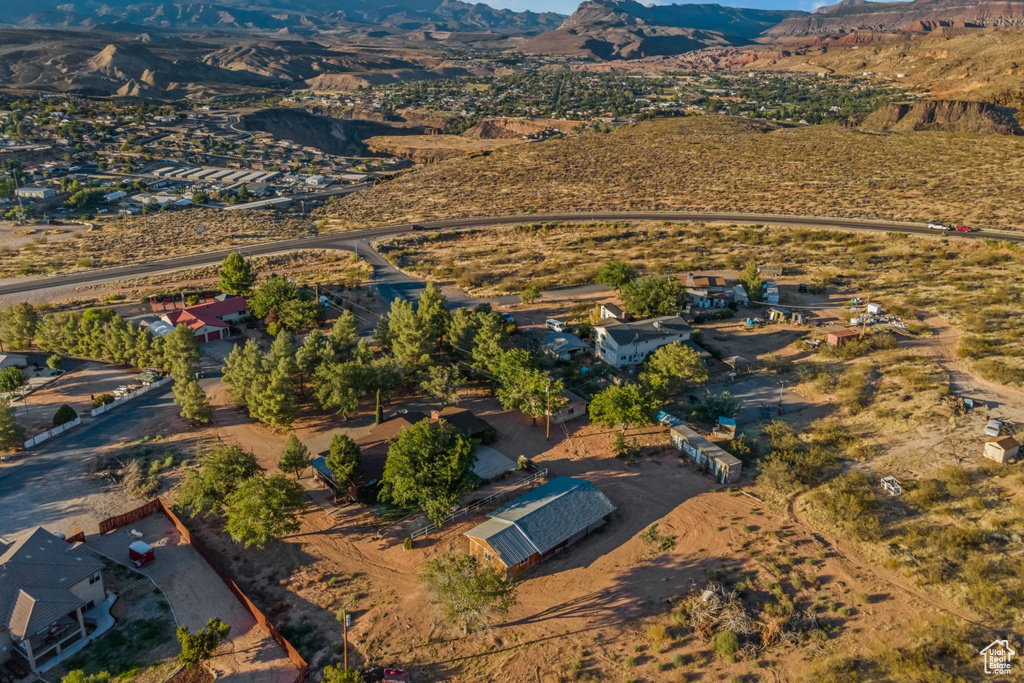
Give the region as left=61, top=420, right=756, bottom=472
left=826, top=329, right=862, bottom=347
left=767, top=307, right=790, bottom=323
left=985, top=437, right=1019, bottom=464
left=465, top=477, right=615, bottom=576
left=128, top=541, right=155, bottom=567
left=669, top=424, right=742, bottom=484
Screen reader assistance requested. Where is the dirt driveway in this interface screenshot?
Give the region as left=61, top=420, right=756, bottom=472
left=88, top=514, right=297, bottom=683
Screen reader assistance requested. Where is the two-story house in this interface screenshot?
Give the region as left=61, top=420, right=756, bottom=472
left=593, top=316, right=692, bottom=368
left=0, top=528, right=106, bottom=673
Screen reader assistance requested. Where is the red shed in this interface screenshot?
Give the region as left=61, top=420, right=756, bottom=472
left=129, top=540, right=155, bottom=567
left=826, top=329, right=862, bottom=347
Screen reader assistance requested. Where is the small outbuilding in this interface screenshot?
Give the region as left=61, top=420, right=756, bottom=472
left=128, top=540, right=155, bottom=568
left=826, top=329, right=862, bottom=347
left=985, top=436, right=1019, bottom=464
left=465, top=476, right=615, bottom=577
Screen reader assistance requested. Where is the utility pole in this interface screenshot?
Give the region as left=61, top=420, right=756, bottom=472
left=545, top=380, right=551, bottom=441
left=342, top=608, right=348, bottom=670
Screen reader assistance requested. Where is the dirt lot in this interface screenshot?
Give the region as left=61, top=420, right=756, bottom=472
left=89, top=514, right=297, bottom=683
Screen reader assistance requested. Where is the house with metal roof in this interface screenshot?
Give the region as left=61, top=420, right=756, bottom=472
left=593, top=316, right=691, bottom=368
left=0, top=528, right=106, bottom=673
left=464, top=477, right=616, bottom=576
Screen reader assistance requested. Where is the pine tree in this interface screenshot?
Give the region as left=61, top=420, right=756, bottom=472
left=325, top=433, right=360, bottom=486
left=217, top=252, right=257, bottom=296
left=163, top=324, right=201, bottom=379
left=279, top=434, right=310, bottom=479
left=174, top=375, right=212, bottom=424
left=417, top=282, right=450, bottom=350
left=471, top=312, right=507, bottom=376
left=373, top=314, right=392, bottom=353
left=252, top=357, right=299, bottom=429
left=388, top=299, right=428, bottom=367
left=312, top=360, right=366, bottom=419
left=223, top=339, right=265, bottom=406
left=0, top=302, right=38, bottom=350
left=329, top=310, right=358, bottom=359
left=296, top=328, right=333, bottom=393
left=0, top=399, right=26, bottom=454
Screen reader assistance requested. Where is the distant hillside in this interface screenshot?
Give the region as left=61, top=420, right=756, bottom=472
left=852, top=99, right=1022, bottom=134
left=1, top=0, right=564, bottom=34
left=767, top=0, right=1024, bottom=37
left=523, top=0, right=805, bottom=60
left=760, top=30, right=1024, bottom=112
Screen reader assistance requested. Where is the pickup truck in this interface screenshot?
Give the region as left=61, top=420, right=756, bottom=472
left=927, top=222, right=952, bottom=231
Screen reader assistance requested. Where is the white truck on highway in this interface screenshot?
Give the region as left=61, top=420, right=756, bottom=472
left=927, top=222, right=952, bottom=231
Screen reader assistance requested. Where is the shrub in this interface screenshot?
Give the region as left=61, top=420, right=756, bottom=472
left=52, top=404, right=78, bottom=427
left=646, top=623, right=669, bottom=652
left=92, top=393, right=115, bottom=408
left=711, top=629, right=739, bottom=659
left=46, top=354, right=62, bottom=370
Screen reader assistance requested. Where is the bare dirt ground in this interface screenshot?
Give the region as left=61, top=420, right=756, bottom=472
left=88, top=515, right=297, bottom=683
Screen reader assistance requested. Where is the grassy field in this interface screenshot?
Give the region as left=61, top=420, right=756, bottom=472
left=377, top=220, right=1024, bottom=386
left=322, top=115, right=1024, bottom=230
left=0, top=210, right=314, bottom=279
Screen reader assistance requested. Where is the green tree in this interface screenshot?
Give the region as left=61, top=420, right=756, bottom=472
left=493, top=350, right=564, bottom=426
left=588, top=384, right=658, bottom=436
left=739, top=258, right=764, bottom=303
left=225, top=474, right=305, bottom=549
left=388, top=299, right=429, bottom=367
left=278, top=297, right=321, bottom=331
left=52, top=404, right=77, bottom=427
left=420, top=553, right=517, bottom=634
left=471, top=312, right=507, bottom=375
left=296, top=328, right=333, bottom=392
left=519, top=286, right=541, bottom=305
left=640, top=343, right=708, bottom=397
left=369, top=356, right=405, bottom=405
left=446, top=308, right=481, bottom=359
left=249, top=276, right=300, bottom=321
left=252, top=356, right=299, bottom=429
left=313, top=360, right=367, bottom=419
left=596, top=260, right=637, bottom=289
left=280, top=434, right=310, bottom=479
left=325, top=433, right=360, bottom=486
left=217, top=253, right=256, bottom=296
left=174, top=375, right=212, bottom=425
left=163, top=324, right=200, bottom=380
left=417, top=281, right=450, bottom=349
left=373, top=314, right=392, bottom=353
left=46, top=354, right=62, bottom=370
left=0, top=366, right=25, bottom=394
left=420, top=364, right=463, bottom=409
left=176, top=445, right=260, bottom=517
left=322, top=664, right=364, bottom=683
left=620, top=277, right=685, bottom=318
left=0, top=302, right=38, bottom=350
left=380, top=419, right=476, bottom=526
left=177, top=617, right=231, bottom=666
left=0, top=399, right=25, bottom=454
left=692, top=391, right=740, bottom=422
left=328, top=310, right=358, bottom=359
left=222, top=339, right=266, bottom=406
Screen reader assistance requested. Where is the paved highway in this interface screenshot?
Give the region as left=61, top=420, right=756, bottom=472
left=0, top=211, right=1013, bottom=297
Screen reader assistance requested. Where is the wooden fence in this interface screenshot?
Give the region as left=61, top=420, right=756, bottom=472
left=96, top=500, right=308, bottom=681
left=98, top=499, right=160, bottom=534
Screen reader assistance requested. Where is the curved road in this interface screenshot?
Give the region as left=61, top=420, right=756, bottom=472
left=0, top=211, right=1010, bottom=297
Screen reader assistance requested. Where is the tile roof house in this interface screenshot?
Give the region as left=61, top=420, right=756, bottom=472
left=159, top=297, right=248, bottom=344
left=465, top=476, right=616, bottom=576
left=594, top=316, right=691, bottom=368
left=0, top=528, right=106, bottom=673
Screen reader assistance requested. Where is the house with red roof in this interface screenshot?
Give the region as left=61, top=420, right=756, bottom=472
left=158, top=297, right=249, bottom=344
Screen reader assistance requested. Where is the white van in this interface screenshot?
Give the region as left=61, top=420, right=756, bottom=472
left=545, top=319, right=567, bottom=333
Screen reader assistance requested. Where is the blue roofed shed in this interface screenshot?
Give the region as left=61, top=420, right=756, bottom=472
left=464, top=476, right=616, bottom=575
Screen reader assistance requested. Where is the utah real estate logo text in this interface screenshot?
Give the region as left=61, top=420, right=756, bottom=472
left=981, top=639, right=1015, bottom=675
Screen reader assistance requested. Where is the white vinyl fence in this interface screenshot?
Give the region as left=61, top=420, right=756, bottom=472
left=90, top=376, right=173, bottom=417
left=23, top=417, right=82, bottom=449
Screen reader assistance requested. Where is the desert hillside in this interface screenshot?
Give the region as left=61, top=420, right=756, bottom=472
left=318, top=114, right=1024, bottom=230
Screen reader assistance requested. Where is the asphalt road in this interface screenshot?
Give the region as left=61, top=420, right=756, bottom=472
left=0, top=211, right=1011, bottom=297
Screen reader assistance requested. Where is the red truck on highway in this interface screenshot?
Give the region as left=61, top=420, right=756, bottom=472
left=955, top=225, right=976, bottom=232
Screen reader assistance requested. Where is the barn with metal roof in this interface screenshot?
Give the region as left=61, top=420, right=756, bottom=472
left=464, top=476, right=615, bottom=576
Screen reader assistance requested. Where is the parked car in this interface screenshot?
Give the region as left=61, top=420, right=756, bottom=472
left=501, top=312, right=515, bottom=324
left=984, top=419, right=1003, bottom=437
left=797, top=283, right=808, bottom=293
left=955, top=224, right=976, bottom=232
left=927, top=222, right=952, bottom=231
left=545, top=318, right=567, bottom=332
left=410, top=224, right=425, bottom=231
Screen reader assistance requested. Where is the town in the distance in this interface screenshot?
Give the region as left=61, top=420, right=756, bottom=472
left=1, top=0, right=1023, bottom=681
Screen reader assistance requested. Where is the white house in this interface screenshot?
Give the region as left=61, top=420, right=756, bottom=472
left=15, top=187, right=55, bottom=200
left=593, top=316, right=691, bottom=368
